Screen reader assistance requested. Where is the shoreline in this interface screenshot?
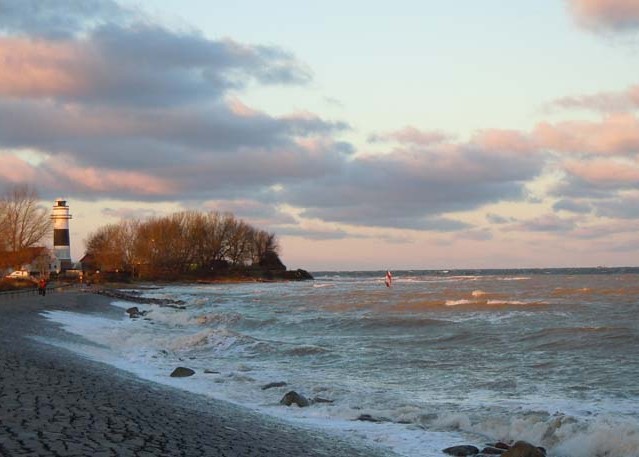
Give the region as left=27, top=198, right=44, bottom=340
left=0, top=288, right=391, bottom=457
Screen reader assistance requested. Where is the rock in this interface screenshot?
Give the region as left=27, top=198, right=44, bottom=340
left=280, top=391, right=310, bottom=407
left=481, top=446, right=506, bottom=454
left=501, top=441, right=545, bottom=457
left=442, top=445, right=480, bottom=456
left=293, top=269, right=313, bottom=280
left=126, top=306, right=141, bottom=318
left=355, top=414, right=390, bottom=423
left=262, top=381, right=287, bottom=390
left=170, top=367, right=195, bottom=378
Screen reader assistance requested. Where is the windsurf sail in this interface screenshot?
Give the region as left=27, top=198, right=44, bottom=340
left=385, top=270, right=392, bottom=287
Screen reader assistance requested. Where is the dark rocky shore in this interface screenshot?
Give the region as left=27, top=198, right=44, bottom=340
left=0, top=288, right=390, bottom=457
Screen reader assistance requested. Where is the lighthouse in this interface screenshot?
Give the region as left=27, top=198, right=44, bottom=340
left=52, top=198, right=73, bottom=271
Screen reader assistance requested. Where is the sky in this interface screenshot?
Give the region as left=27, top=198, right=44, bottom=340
left=2, top=0, right=639, bottom=270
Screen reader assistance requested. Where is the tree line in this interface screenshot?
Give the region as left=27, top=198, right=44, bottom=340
left=85, top=210, right=282, bottom=279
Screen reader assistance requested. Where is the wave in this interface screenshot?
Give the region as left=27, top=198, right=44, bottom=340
left=284, top=345, right=330, bottom=356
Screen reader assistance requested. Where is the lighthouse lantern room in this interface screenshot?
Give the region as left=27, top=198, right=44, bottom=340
left=51, top=199, right=73, bottom=272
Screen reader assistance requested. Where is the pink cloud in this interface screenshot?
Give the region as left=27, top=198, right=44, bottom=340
left=48, top=162, right=174, bottom=196
left=0, top=38, right=90, bottom=98
left=370, top=126, right=452, bottom=146
left=534, top=113, right=639, bottom=155
left=0, top=155, right=39, bottom=182
left=568, top=0, right=639, bottom=30
left=227, top=97, right=261, bottom=117
left=507, top=213, right=578, bottom=233
left=471, top=129, right=536, bottom=154
left=563, top=158, right=639, bottom=184
left=549, top=85, right=639, bottom=113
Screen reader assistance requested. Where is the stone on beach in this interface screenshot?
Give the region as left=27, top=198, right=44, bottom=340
left=280, top=391, right=310, bottom=407
left=442, top=444, right=480, bottom=455
left=262, top=381, right=287, bottom=390
left=169, top=366, right=195, bottom=377
left=126, top=306, right=146, bottom=318
left=501, top=441, right=546, bottom=457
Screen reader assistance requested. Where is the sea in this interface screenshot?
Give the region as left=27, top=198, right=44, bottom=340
left=40, top=268, right=639, bottom=457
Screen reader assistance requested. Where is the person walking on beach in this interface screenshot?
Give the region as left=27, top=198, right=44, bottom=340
left=38, top=277, right=47, bottom=296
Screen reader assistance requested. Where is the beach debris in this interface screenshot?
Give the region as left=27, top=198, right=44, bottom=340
left=204, top=369, right=220, bottom=374
left=262, top=381, right=288, bottom=390
left=501, top=441, right=546, bottom=457
left=170, top=367, right=195, bottom=378
left=442, top=444, right=480, bottom=455
left=280, top=391, right=310, bottom=407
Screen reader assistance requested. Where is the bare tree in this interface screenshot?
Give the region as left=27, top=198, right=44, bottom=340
left=86, top=220, right=139, bottom=272
left=252, top=229, right=280, bottom=264
left=1, top=184, right=51, bottom=254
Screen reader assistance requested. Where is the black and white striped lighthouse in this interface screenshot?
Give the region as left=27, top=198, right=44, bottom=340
left=52, top=198, right=72, bottom=270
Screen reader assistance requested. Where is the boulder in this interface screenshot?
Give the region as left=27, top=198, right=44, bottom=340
left=442, top=445, right=480, bottom=456
left=280, top=391, right=310, bottom=407
left=170, top=367, right=195, bottom=378
left=262, top=381, right=287, bottom=390
left=501, top=441, right=546, bottom=457
left=355, top=414, right=390, bottom=423
left=481, top=446, right=506, bottom=454
left=126, top=306, right=141, bottom=318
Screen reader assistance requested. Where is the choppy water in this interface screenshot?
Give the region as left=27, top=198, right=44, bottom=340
left=42, top=269, right=639, bottom=456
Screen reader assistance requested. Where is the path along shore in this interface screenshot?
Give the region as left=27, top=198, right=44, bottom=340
left=0, top=287, right=392, bottom=457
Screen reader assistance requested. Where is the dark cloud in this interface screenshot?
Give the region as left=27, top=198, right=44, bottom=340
left=282, top=144, right=543, bottom=229
left=486, top=213, right=516, bottom=224
left=593, top=194, right=639, bottom=219
left=508, top=214, right=577, bottom=233
left=0, top=0, right=129, bottom=39
left=275, top=226, right=357, bottom=240
left=553, top=198, right=593, bottom=213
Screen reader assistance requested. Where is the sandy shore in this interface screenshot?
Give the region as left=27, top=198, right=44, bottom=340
left=0, top=287, right=392, bottom=456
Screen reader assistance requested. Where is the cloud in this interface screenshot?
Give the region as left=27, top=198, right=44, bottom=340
left=4, top=0, right=638, bottom=248
left=534, top=114, right=639, bottom=155
left=0, top=29, right=310, bottom=107
left=0, top=0, right=130, bottom=39
left=486, top=213, right=516, bottom=224
left=507, top=213, right=578, bottom=233
left=568, top=0, right=639, bottom=31
left=456, top=229, right=493, bottom=241
left=471, top=129, right=537, bottom=154
left=548, top=85, right=639, bottom=113
left=563, top=158, right=639, bottom=188
left=283, top=140, right=544, bottom=230
left=0, top=0, right=345, bottom=203
left=553, top=198, right=593, bottom=213
left=368, top=126, right=452, bottom=146
left=592, top=192, right=639, bottom=218
left=101, top=207, right=159, bottom=220
left=571, top=219, right=639, bottom=238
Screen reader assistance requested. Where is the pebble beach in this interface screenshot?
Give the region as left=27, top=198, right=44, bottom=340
left=0, top=288, right=390, bottom=457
